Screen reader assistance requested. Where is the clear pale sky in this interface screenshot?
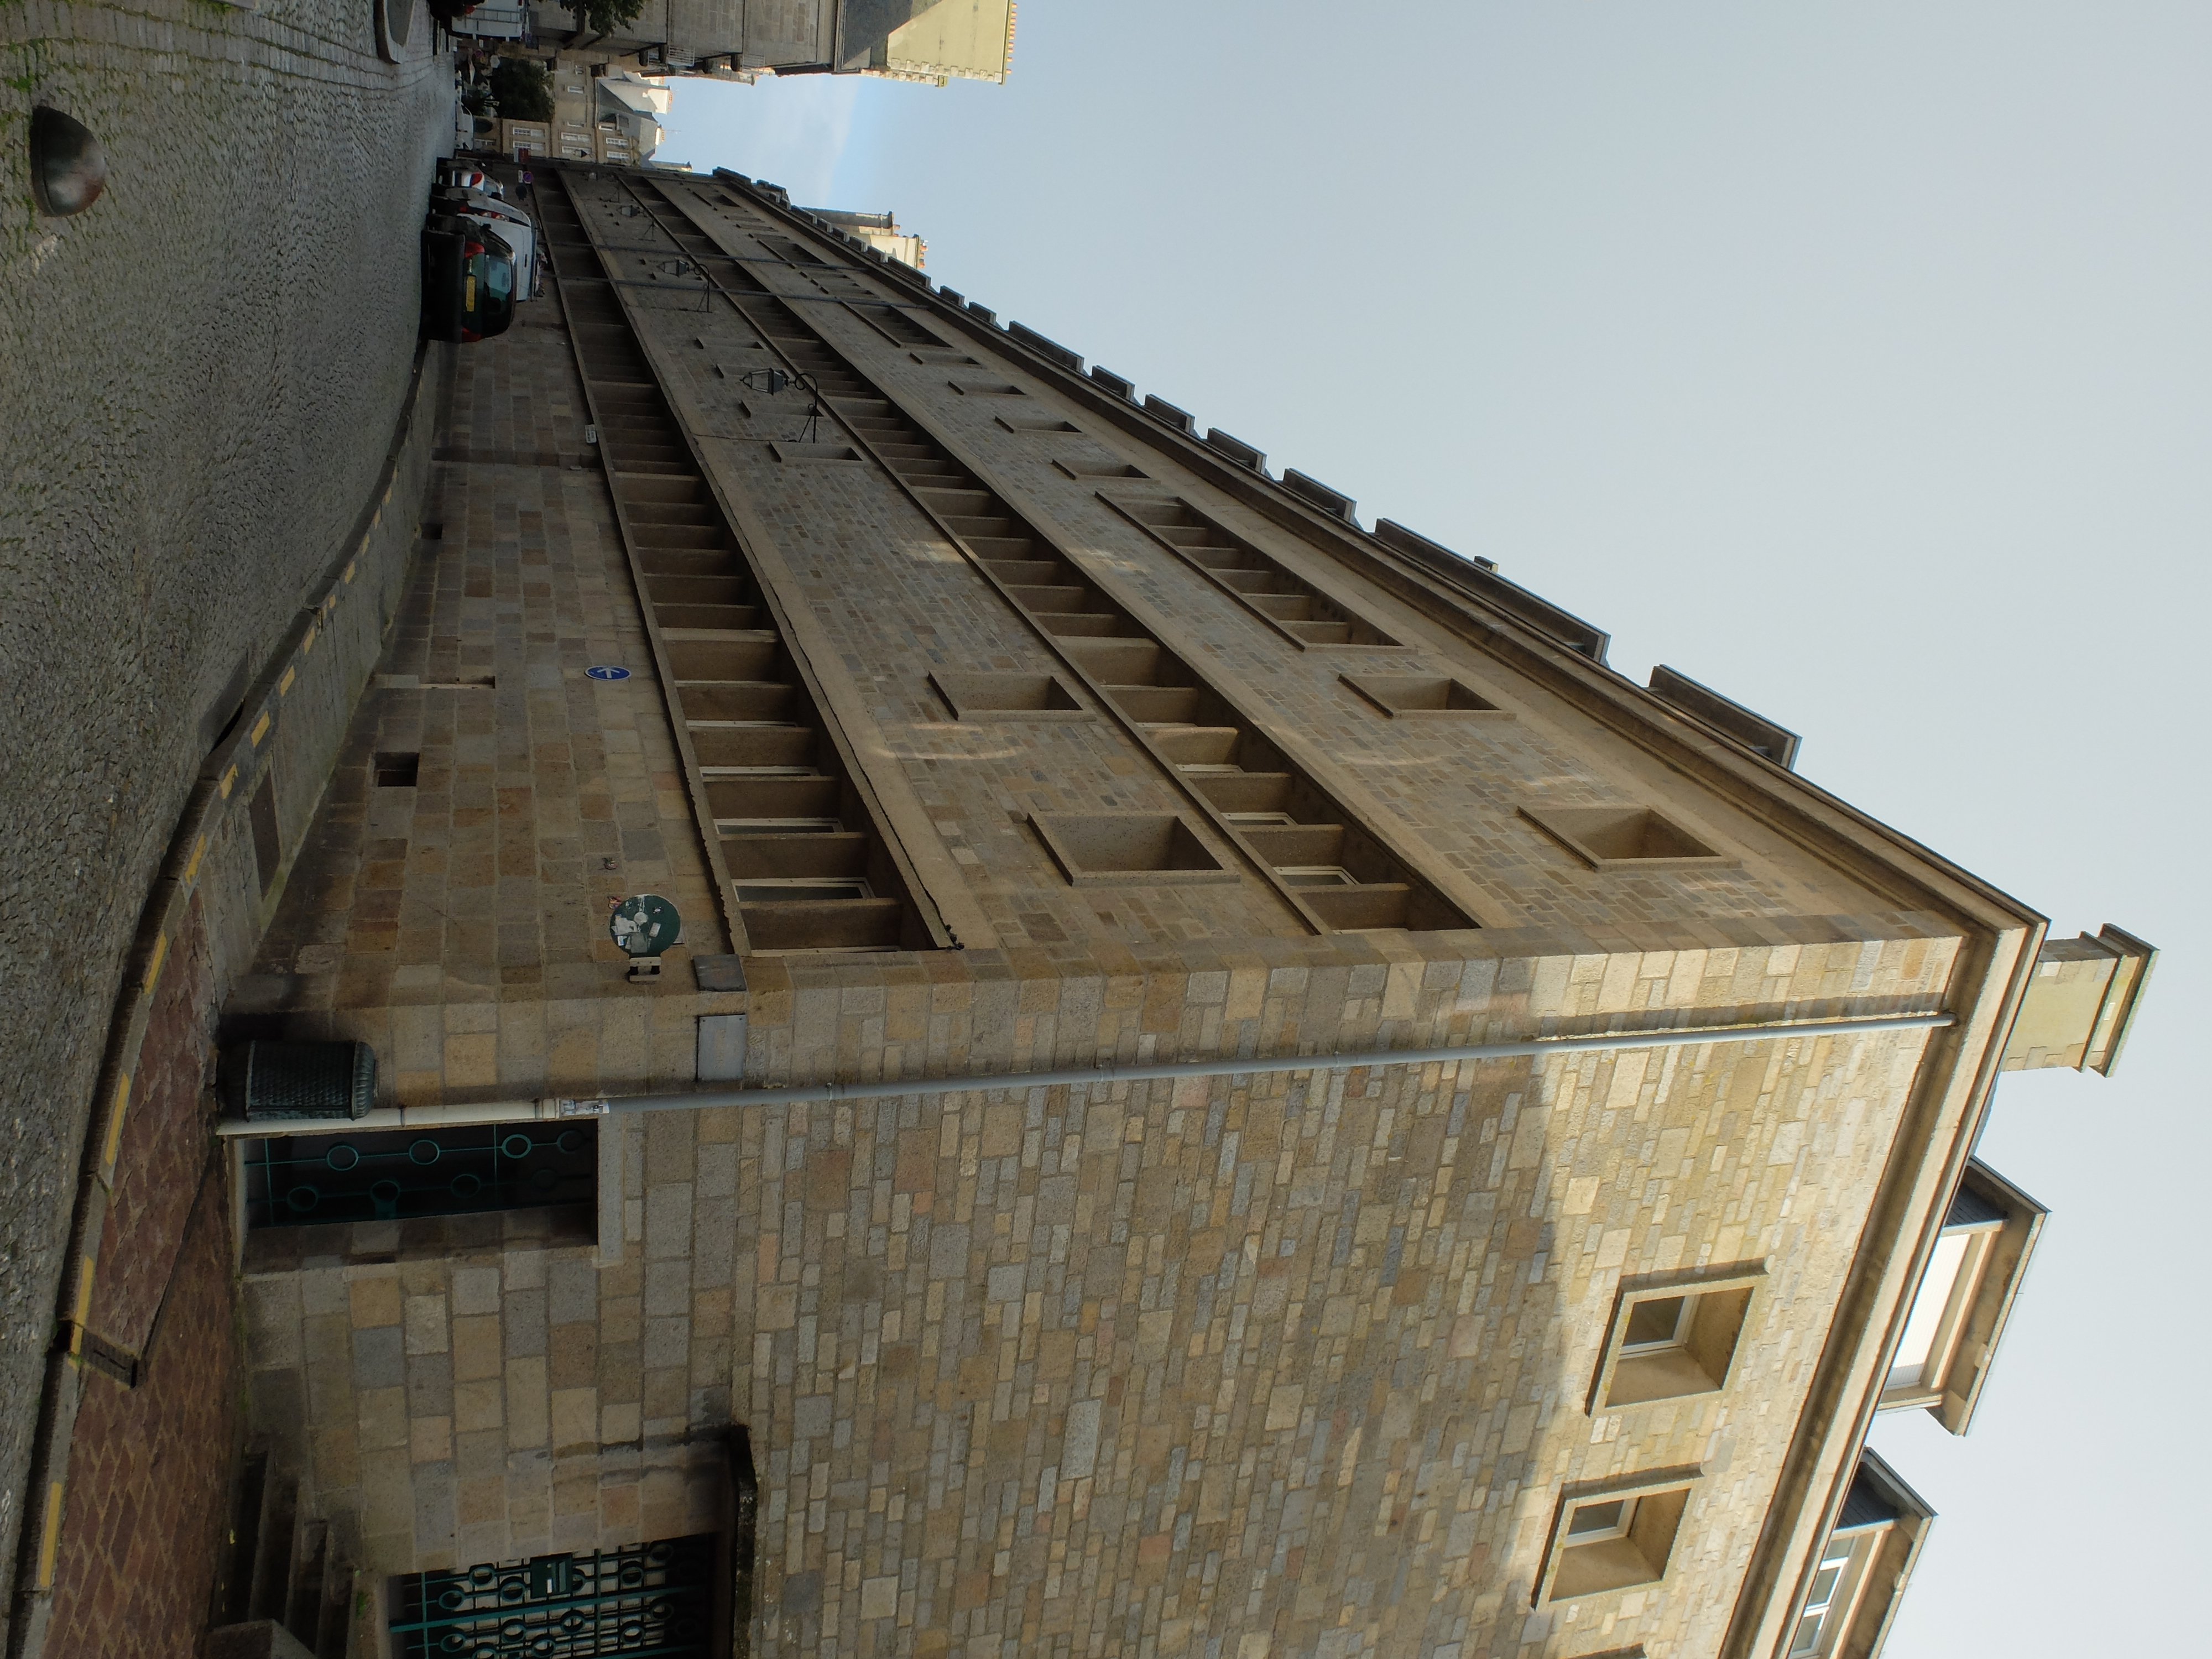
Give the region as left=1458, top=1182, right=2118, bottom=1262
left=661, top=6, right=2209, bottom=1651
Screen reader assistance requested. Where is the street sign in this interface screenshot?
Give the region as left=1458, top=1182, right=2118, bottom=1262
left=585, top=665, right=629, bottom=681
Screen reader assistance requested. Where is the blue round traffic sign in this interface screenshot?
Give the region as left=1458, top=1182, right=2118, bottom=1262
left=585, top=665, right=630, bottom=681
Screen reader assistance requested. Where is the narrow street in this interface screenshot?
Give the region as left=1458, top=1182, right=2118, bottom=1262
left=0, top=0, right=452, bottom=1623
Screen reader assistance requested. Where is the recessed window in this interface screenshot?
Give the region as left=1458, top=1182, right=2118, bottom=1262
left=735, top=877, right=872, bottom=904
left=1275, top=864, right=1357, bottom=887
left=244, top=1121, right=597, bottom=1230
left=393, top=1537, right=715, bottom=1659
left=1520, top=804, right=1733, bottom=870
left=1786, top=1452, right=1934, bottom=1658
left=1590, top=1268, right=1762, bottom=1411
left=1540, top=1475, right=1696, bottom=1603
left=1051, top=457, right=1149, bottom=481
left=1877, top=1159, right=2045, bottom=1431
left=949, top=379, right=1025, bottom=397
left=373, top=751, right=420, bottom=788
left=930, top=671, right=1092, bottom=721
left=1030, top=812, right=1237, bottom=888
left=1103, top=495, right=1404, bottom=649
left=1340, top=672, right=1509, bottom=718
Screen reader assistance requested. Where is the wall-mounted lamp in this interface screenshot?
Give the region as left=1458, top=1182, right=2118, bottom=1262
left=30, top=107, right=107, bottom=217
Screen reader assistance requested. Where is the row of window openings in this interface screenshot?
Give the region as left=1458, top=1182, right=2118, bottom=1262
left=1551, top=1484, right=1891, bottom=1659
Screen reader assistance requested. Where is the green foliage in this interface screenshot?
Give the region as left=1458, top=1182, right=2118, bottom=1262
left=487, top=57, right=553, bottom=123
left=575, top=0, right=646, bottom=38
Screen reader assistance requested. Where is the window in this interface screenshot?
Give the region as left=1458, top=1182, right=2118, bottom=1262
left=1589, top=1268, right=1762, bottom=1411
left=1539, top=1474, right=1696, bottom=1603
left=734, top=878, right=872, bottom=904
left=394, top=1537, right=715, bottom=1659
left=1784, top=1452, right=1934, bottom=1659
left=1788, top=1533, right=1876, bottom=1658
left=243, top=1121, right=597, bottom=1230
left=373, top=751, right=420, bottom=787
left=930, top=671, right=1092, bottom=721
left=1340, top=672, right=1509, bottom=719
left=846, top=300, right=942, bottom=347
left=1051, top=457, right=1149, bottom=481
left=1519, top=804, right=1735, bottom=870
left=1102, top=495, right=1405, bottom=650
left=1877, top=1159, right=2045, bottom=1430
left=1275, top=865, right=1357, bottom=887
left=948, top=379, right=1026, bottom=397
left=1029, top=812, right=1237, bottom=888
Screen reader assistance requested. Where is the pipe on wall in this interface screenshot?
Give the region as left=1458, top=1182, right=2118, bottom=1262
left=216, top=1011, right=1953, bottom=1137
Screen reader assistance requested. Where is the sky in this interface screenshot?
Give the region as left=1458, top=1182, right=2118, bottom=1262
left=661, top=6, right=2211, bottom=1651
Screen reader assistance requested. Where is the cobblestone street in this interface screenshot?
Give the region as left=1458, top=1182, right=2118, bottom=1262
left=0, top=0, right=452, bottom=1611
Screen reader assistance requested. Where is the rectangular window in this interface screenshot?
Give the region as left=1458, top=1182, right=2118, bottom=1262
left=243, top=1120, right=597, bottom=1230
left=1275, top=865, right=1357, bottom=887
left=1052, top=458, right=1149, bottom=481
left=1103, top=495, right=1404, bottom=649
left=373, top=751, right=420, bottom=788
left=1785, top=1453, right=1933, bottom=1659
left=1878, top=1159, right=2040, bottom=1427
left=1519, top=804, right=1734, bottom=871
left=930, top=671, right=1092, bottom=721
left=1029, top=812, right=1238, bottom=888
left=1590, top=1269, right=1763, bottom=1411
left=393, top=1537, right=716, bottom=1659
left=1788, top=1533, right=1876, bottom=1658
left=734, top=878, right=873, bottom=904
left=1541, top=1478, right=1695, bottom=1603
left=1340, top=672, right=1509, bottom=719
left=846, top=300, right=942, bottom=347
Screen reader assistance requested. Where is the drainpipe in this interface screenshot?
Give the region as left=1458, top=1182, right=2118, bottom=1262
left=215, top=1011, right=1950, bottom=1137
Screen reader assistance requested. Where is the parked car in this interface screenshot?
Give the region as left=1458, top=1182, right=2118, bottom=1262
left=436, top=159, right=503, bottom=197
left=420, top=213, right=518, bottom=342
left=432, top=185, right=540, bottom=298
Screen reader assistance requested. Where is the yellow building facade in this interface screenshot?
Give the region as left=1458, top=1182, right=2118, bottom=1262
left=208, top=162, right=2151, bottom=1659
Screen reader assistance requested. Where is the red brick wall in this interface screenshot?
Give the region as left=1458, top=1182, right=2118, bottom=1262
left=45, top=893, right=242, bottom=1657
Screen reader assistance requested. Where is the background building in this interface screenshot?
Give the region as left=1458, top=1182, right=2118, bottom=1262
left=799, top=206, right=925, bottom=267
left=520, top=0, right=1015, bottom=83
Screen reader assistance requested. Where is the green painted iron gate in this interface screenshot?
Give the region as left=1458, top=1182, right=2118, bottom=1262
left=390, top=1536, right=716, bottom=1658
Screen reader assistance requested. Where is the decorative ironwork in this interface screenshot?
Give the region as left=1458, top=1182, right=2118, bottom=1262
left=391, top=1536, right=716, bottom=1659
left=243, top=1120, right=597, bottom=1230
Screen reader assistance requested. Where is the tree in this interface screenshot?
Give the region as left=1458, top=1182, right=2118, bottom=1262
left=575, top=0, right=646, bottom=37
left=487, top=58, right=554, bottom=122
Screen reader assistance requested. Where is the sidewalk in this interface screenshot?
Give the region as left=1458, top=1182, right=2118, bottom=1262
left=0, top=2, right=452, bottom=1610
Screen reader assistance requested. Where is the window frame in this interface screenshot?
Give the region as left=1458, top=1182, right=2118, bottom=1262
left=1519, top=802, right=1738, bottom=872
left=1536, top=1469, right=1701, bottom=1606
left=1588, top=1265, right=1766, bottom=1414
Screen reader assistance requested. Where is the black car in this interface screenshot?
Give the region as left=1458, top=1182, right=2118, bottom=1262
left=420, top=213, right=518, bottom=343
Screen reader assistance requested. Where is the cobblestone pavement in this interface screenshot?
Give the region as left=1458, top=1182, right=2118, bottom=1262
left=0, top=0, right=452, bottom=1595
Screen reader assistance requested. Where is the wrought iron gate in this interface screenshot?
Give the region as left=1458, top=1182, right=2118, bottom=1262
left=390, top=1536, right=716, bottom=1658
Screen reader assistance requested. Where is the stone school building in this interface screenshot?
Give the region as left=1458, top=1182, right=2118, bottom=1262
left=47, top=161, right=2154, bottom=1659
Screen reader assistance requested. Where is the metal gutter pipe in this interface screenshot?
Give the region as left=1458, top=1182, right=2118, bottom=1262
left=216, top=1011, right=1951, bottom=1137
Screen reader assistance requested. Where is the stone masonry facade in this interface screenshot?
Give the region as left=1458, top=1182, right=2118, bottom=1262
left=223, top=160, right=2051, bottom=1659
